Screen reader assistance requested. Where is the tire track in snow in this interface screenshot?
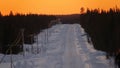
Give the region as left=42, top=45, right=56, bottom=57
left=62, top=25, right=84, bottom=68
left=73, top=24, right=92, bottom=68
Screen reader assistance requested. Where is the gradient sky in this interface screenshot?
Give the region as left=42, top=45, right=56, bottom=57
left=0, top=0, right=120, bottom=15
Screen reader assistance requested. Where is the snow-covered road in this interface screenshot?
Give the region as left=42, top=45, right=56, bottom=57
left=0, top=24, right=113, bottom=68
left=62, top=25, right=82, bottom=68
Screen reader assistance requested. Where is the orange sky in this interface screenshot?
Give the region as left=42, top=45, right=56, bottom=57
left=0, top=0, right=120, bottom=15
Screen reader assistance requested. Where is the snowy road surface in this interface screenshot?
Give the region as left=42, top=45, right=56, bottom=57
left=0, top=24, right=113, bottom=68
left=62, top=25, right=82, bottom=68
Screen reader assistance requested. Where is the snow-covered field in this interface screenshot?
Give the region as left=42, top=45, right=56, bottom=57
left=0, top=24, right=114, bottom=68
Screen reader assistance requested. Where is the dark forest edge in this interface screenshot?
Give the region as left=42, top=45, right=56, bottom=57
left=79, top=7, right=120, bottom=60
left=57, top=7, right=120, bottom=57
left=0, top=12, right=57, bottom=54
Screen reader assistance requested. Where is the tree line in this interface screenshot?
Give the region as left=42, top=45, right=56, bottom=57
left=79, top=7, right=120, bottom=55
left=0, top=11, right=56, bottom=54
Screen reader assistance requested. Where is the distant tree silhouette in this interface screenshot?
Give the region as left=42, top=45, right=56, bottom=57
left=0, top=12, right=2, bottom=17
left=9, top=11, right=14, bottom=16
left=80, top=7, right=85, bottom=14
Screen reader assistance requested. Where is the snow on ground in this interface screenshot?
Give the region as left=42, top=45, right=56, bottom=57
left=0, top=24, right=114, bottom=68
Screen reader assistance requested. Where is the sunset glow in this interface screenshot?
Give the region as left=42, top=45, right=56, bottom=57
left=0, top=0, right=120, bottom=15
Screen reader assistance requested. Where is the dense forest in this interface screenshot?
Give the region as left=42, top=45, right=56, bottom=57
left=79, top=7, right=120, bottom=55
left=1, top=7, right=120, bottom=56
left=0, top=12, right=56, bottom=54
